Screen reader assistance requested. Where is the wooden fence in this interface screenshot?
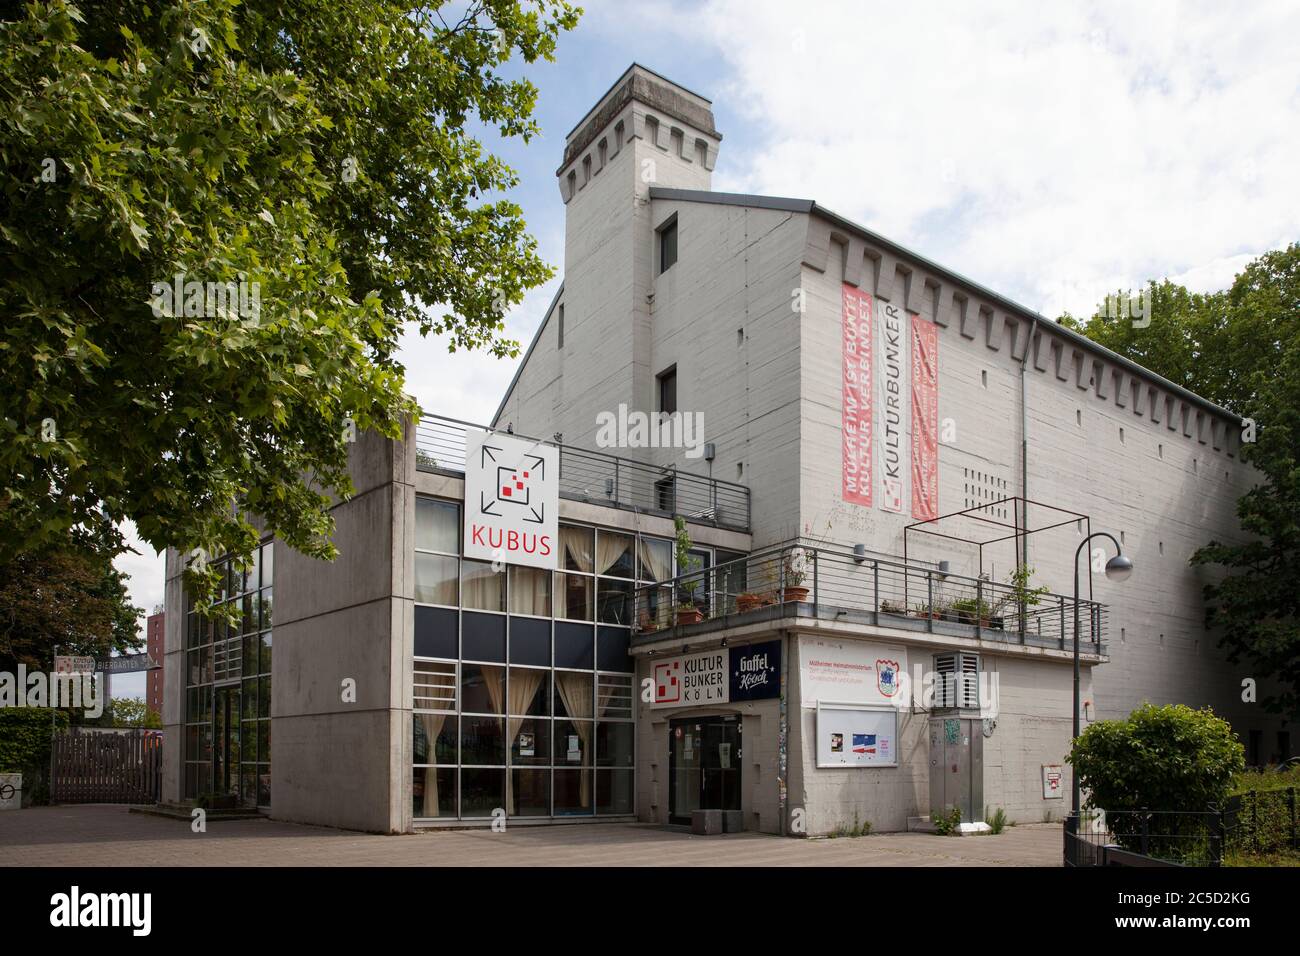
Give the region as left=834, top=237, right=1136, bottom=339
left=52, top=728, right=162, bottom=804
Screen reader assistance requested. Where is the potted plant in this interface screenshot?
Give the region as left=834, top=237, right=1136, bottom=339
left=674, top=516, right=705, bottom=624
left=781, top=548, right=810, bottom=603
left=949, top=596, right=994, bottom=627
left=991, top=564, right=1049, bottom=630
left=879, top=599, right=907, bottom=615
left=736, top=592, right=764, bottom=613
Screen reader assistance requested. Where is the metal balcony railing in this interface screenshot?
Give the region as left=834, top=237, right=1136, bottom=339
left=632, top=539, right=1108, bottom=652
left=414, top=414, right=751, bottom=533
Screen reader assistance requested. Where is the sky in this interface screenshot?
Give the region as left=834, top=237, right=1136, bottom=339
left=108, top=0, right=1300, bottom=698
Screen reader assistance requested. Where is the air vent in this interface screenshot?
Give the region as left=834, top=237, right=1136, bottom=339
left=934, top=652, right=980, bottom=709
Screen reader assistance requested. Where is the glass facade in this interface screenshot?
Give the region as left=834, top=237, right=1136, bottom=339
left=184, top=541, right=273, bottom=806
left=413, top=497, right=659, bottom=820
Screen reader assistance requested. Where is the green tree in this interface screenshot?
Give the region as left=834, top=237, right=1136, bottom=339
left=0, top=532, right=143, bottom=671
left=106, top=696, right=162, bottom=728
left=1065, top=245, right=1300, bottom=720
left=1, top=0, right=579, bottom=610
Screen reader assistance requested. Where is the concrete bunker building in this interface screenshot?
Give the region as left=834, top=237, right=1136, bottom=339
left=161, top=65, right=1294, bottom=834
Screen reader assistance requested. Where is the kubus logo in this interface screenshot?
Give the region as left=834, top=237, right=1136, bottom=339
left=654, top=660, right=681, bottom=705
left=463, top=428, right=558, bottom=571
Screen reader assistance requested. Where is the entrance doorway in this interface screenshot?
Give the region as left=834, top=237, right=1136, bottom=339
left=213, top=684, right=242, bottom=802
left=668, top=715, right=741, bottom=825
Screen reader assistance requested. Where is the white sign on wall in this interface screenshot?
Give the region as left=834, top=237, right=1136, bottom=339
left=799, top=637, right=908, bottom=708
left=651, top=649, right=728, bottom=708
left=816, top=702, right=898, bottom=768
left=876, top=298, right=910, bottom=513
left=463, top=428, right=558, bottom=570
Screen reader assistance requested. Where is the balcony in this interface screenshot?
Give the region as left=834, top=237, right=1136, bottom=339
left=632, top=540, right=1108, bottom=653
left=415, top=414, right=751, bottom=533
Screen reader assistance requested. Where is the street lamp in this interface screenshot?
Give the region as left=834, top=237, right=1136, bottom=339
left=1071, top=533, right=1132, bottom=817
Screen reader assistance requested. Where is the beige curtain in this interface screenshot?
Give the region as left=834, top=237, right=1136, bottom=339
left=415, top=553, right=457, bottom=605
left=555, top=672, right=594, bottom=806
left=562, top=526, right=594, bottom=572
left=508, top=566, right=550, bottom=616
left=637, top=537, right=672, bottom=581
left=596, top=532, right=632, bottom=576
left=416, top=713, right=446, bottom=817
left=417, top=498, right=459, bottom=552
left=462, top=560, right=503, bottom=611
left=505, top=669, right=544, bottom=814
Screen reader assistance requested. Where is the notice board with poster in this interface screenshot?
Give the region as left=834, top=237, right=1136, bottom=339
left=816, top=701, right=898, bottom=768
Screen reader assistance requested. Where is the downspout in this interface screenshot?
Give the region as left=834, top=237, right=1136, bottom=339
left=1020, top=316, right=1037, bottom=571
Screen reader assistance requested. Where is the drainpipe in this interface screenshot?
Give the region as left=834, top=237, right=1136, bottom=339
left=1019, top=316, right=1037, bottom=571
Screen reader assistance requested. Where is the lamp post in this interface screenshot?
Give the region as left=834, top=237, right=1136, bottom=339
left=1071, top=533, right=1133, bottom=817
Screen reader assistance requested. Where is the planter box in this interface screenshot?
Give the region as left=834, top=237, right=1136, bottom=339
left=691, top=809, right=724, bottom=835
left=722, top=810, right=744, bottom=833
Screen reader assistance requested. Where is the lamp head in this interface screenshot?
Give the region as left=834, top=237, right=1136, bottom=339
left=1104, top=553, right=1133, bottom=583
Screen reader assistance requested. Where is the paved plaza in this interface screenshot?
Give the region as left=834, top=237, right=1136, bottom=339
left=0, top=805, right=1063, bottom=866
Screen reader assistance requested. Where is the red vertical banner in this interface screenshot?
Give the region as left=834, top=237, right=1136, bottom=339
left=911, top=315, right=939, bottom=520
left=842, top=284, right=873, bottom=506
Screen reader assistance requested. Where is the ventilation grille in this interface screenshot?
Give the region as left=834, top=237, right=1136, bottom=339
left=962, top=467, right=1009, bottom=519
left=934, top=652, right=980, bottom=709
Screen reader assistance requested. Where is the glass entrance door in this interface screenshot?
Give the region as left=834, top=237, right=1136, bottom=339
left=668, top=716, right=741, bottom=825
left=213, top=685, right=241, bottom=800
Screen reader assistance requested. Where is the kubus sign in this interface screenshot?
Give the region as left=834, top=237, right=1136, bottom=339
left=463, top=428, right=559, bottom=570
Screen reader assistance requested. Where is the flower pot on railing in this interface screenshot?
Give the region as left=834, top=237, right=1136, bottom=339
left=676, top=606, right=704, bottom=625
left=736, top=592, right=764, bottom=614
left=782, top=586, right=809, bottom=604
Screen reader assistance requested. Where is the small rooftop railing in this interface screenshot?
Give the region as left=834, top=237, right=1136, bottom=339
left=414, top=414, right=751, bottom=533
left=632, top=539, right=1107, bottom=652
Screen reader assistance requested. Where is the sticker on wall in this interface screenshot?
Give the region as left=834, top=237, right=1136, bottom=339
left=463, top=427, right=558, bottom=570
left=876, top=659, right=900, bottom=699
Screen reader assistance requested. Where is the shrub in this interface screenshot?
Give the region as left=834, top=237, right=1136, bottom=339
left=933, top=805, right=962, bottom=835
left=0, top=709, right=70, bottom=805
left=1068, top=703, right=1244, bottom=814
left=1069, top=703, right=1244, bottom=862
left=987, top=807, right=1009, bottom=835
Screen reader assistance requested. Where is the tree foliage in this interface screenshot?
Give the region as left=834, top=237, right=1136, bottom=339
left=1065, top=245, right=1300, bottom=720
left=0, top=0, right=579, bottom=610
left=106, top=695, right=162, bottom=728
left=1068, top=703, right=1245, bottom=813
left=0, top=532, right=143, bottom=670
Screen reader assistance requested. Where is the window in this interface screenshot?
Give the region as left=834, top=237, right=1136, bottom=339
left=557, top=304, right=564, bottom=349
left=657, top=366, right=677, bottom=415
left=416, top=498, right=460, bottom=553
left=658, top=217, right=678, bottom=274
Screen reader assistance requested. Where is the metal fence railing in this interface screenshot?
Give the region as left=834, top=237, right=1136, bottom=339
left=632, top=539, right=1107, bottom=650
left=414, top=415, right=751, bottom=533
left=1065, top=789, right=1300, bottom=867
left=1066, top=810, right=1225, bottom=867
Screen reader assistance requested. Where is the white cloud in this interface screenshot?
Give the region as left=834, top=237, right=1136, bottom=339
left=682, top=0, right=1300, bottom=317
